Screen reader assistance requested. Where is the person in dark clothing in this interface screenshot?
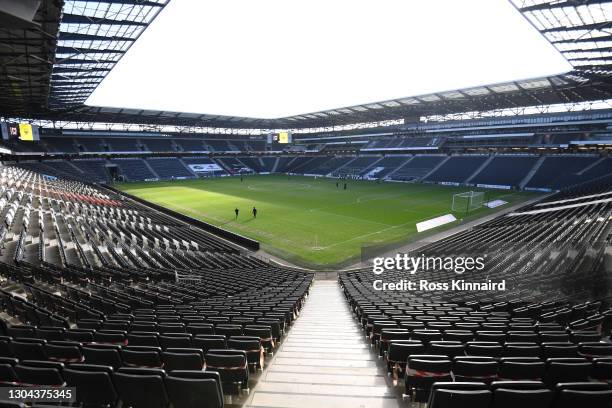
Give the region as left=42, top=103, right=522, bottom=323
left=343, top=183, right=347, bottom=190
left=336, top=182, right=339, bottom=188
left=252, top=206, right=257, bottom=218
left=234, top=208, right=239, bottom=219
left=240, top=175, right=243, bottom=182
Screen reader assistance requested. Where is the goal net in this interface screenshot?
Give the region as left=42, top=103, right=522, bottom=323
left=452, top=191, right=485, bottom=212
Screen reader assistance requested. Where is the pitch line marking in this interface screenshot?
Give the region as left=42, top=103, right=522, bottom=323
left=128, top=182, right=527, bottom=255
left=154, top=200, right=312, bottom=247
left=314, top=192, right=525, bottom=250
left=247, top=183, right=312, bottom=191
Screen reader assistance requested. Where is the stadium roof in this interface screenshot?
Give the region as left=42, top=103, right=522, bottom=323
left=0, top=0, right=167, bottom=118
left=1, top=0, right=612, bottom=129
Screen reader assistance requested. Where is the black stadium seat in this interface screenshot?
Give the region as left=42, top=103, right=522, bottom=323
left=428, top=388, right=492, bottom=408
left=498, top=357, right=546, bottom=381
left=552, top=389, right=612, bottom=408
left=453, top=357, right=498, bottom=384
left=82, top=345, right=122, bottom=369
left=592, top=358, right=612, bottom=383
left=205, top=349, right=249, bottom=389
left=113, top=368, right=169, bottom=408
left=63, top=365, right=119, bottom=407
left=491, top=388, right=554, bottom=408
left=162, top=348, right=204, bottom=371
left=164, top=375, right=223, bottom=408
left=170, top=370, right=224, bottom=400
left=406, top=355, right=453, bottom=402
left=544, top=358, right=593, bottom=387
left=14, top=362, right=63, bottom=386
left=121, top=346, right=163, bottom=368
left=193, top=335, right=226, bottom=353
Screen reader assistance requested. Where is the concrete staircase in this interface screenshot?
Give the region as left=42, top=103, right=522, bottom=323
left=419, top=155, right=451, bottom=181
left=142, top=159, right=160, bottom=179
left=271, top=157, right=280, bottom=173
left=519, top=155, right=546, bottom=189
left=576, top=156, right=605, bottom=176
left=329, top=157, right=358, bottom=176
left=384, top=156, right=415, bottom=179
left=246, top=280, right=399, bottom=408
left=178, top=158, right=197, bottom=177
left=465, top=155, right=495, bottom=184
left=67, top=162, right=85, bottom=174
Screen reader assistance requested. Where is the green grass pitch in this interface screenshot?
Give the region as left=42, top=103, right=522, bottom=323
left=117, top=175, right=535, bottom=268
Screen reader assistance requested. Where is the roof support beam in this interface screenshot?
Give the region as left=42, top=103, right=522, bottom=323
left=520, top=0, right=612, bottom=13
left=51, top=81, right=100, bottom=87
left=551, top=34, right=612, bottom=43
left=51, top=91, right=93, bottom=95
left=56, top=46, right=126, bottom=54
left=55, top=58, right=117, bottom=65
left=81, top=0, right=166, bottom=6
left=58, top=32, right=135, bottom=42
left=559, top=45, right=612, bottom=53
left=567, top=55, right=612, bottom=61
left=52, top=86, right=98, bottom=91
left=542, top=21, right=612, bottom=33
left=53, top=67, right=111, bottom=73
left=61, top=13, right=149, bottom=27
left=52, top=74, right=107, bottom=80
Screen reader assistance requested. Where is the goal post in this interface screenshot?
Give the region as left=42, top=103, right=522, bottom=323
left=452, top=191, right=485, bottom=212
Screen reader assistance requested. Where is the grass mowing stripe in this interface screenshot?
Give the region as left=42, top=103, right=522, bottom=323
left=117, top=175, right=536, bottom=268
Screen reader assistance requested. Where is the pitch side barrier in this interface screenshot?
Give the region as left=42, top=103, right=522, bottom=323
left=102, top=184, right=260, bottom=251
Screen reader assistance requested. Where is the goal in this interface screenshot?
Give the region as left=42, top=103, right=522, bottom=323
left=452, top=191, right=485, bottom=212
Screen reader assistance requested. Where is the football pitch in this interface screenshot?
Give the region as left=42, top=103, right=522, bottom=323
left=117, top=175, right=535, bottom=268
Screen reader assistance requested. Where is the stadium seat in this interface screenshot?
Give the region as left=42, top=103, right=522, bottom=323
left=544, top=358, right=592, bottom=387
left=14, top=362, right=63, bottom=386
left=82, top=345, right=123, bottom=369
left=592, top=358, right=612, bottom=383
left=227, top=336, right=264, bottom=370
left=113, top=368, right=169, bottom=408
left=205, top=349, right=249, bottom=389
left=405, top=355, right=452, bottom=402
left=162, top=348, right=204, bottom=371
left=498, top=357, right=546, bottom=381
left=504, top=342, right=541, bottom=358
left=453, top=356, right=498, bottom=384
left=63, top=365, right=119, bottom=407
left=429, top=341, right=465, bottom=358
left=380, top=341, right=415, bottom=373
left=44, top=341, right=83, bottom=363
left=127, top=331, right=160, bottom=347
left=428, top=388, right=492, bottom=408
left=490, top=388, right=554, bottom=408
left=164, top=375, right=223, bottom=408
left=552, top=389, right=612, bottom=408
left=121, top=346, right=163, bottom=368
left=193, top=335, right=227, bottom=353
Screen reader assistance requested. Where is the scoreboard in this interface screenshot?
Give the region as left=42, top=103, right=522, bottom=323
left=1, top=121, right=39, bottom=141
left=268, top=131, right=292, bottom=145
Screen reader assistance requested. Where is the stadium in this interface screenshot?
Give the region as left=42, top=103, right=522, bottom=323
left=0, top=0, right=612, bottom=407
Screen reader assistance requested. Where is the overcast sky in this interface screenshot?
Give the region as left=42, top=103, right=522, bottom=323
left=86, top=0, right=571, bottom=119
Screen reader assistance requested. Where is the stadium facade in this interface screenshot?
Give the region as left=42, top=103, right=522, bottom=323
left=0, top=1, right=612, bottom=407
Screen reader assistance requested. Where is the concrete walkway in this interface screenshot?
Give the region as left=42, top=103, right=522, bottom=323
left=247, top=280, right=402, bottom=408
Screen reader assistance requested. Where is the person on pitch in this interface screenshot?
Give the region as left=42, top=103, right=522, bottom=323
left=252, top=206, right=257, bottom=218
left=234, top=208, right=239, bottom=219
